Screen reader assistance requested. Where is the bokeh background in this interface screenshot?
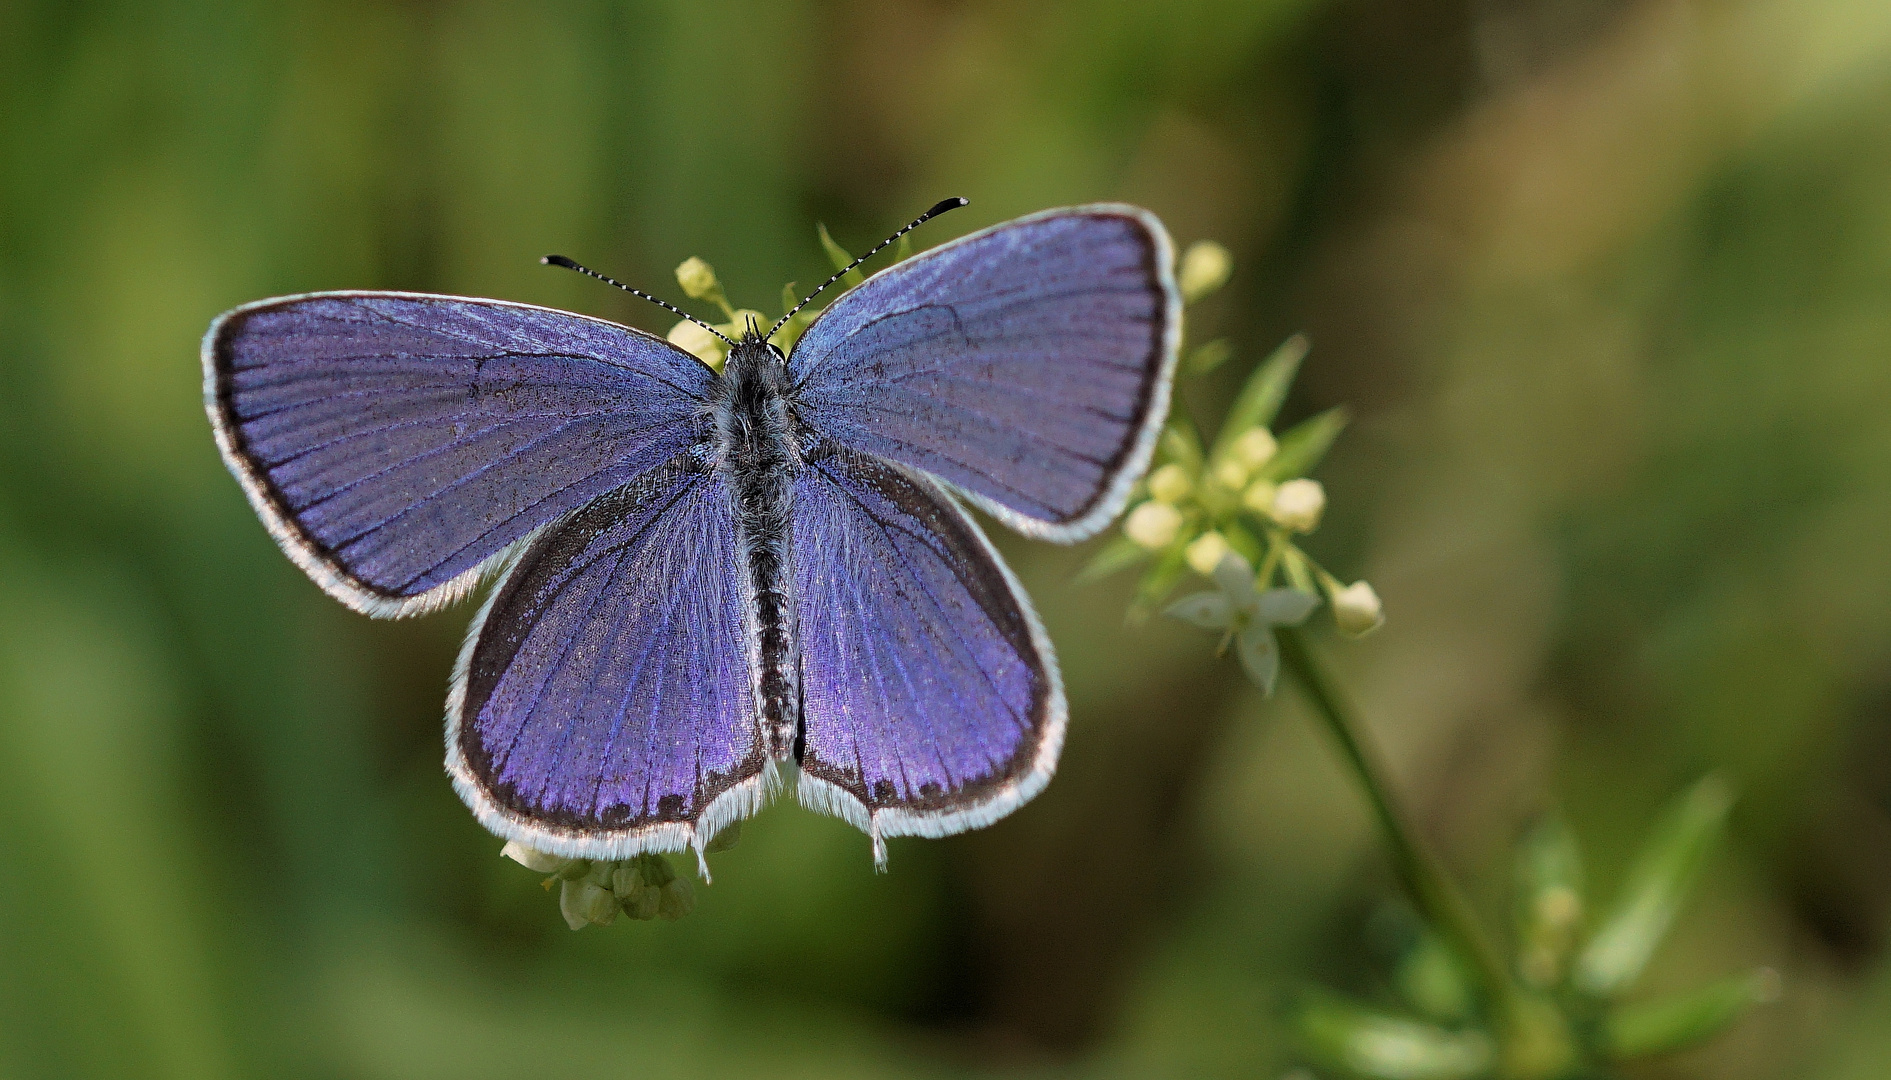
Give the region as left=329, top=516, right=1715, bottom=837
left=5, top=0, right=1891, bottom=1076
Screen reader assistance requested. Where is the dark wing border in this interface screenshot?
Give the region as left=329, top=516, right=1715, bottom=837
left=790, top=203, right=1183, bottom=544
left=201, top=291, right=708, bottom=619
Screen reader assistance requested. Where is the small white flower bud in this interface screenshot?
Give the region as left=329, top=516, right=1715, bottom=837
left=1185, top=531, right=1230, bottom=577
left=1270, top=478, right=1326, bottom=533
left=1213, top=457, right=1249, bottom=490
left=1178, top=241, right=1233, bottom=304
left=1124, top=501, right=1183, bottom=549
left=1146, top=463, right=1193, bottom=504
left=674, top=256, right=719, bottom=300
left=668, top=320, right=725, bottom=367
left=1242, top=478, right=1277, bottom=515
left=1233, top=428, right=1277, bottom=468
left=1331, top=580, right=1384, bottom=636
left=501, top=840, right=567, bottom=874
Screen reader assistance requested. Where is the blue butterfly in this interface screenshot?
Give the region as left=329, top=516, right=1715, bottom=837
left=203, top=201, right=1181, bottom=868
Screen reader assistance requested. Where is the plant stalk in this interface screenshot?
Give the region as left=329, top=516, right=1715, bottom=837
left=1275, top=627, right=1571, bottom=1078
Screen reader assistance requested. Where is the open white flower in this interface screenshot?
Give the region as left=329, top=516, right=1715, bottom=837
left=1166, top=552, right=1320, bottom=694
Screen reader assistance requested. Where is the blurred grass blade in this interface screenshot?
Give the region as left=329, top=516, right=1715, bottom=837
left=1208, top=334, right=1308, bottom=464
left=1260, top=406, right=1349, bottom=482
left=1601, top=969, right=1779, bottom=1060
left=1516, top=815, right=1585, bottom=989
left=1186, top=338, right=1234, bottom=375
left=1161, top=414, right=1205, bottom=474
left=1294, top=990, right=1492, bottom=1080
left=1078, top=534, right=1152, bottom=582
left=1129, top=544, right=1192, bottom=622
left=817, top=223, right=865, bottom=288
left=1576, top=776, right=1735, bottom=997
left=1397, top=935, right=1475, bottom=1024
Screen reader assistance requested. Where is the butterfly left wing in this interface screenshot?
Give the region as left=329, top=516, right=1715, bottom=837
left=204, top=292, right=713, bottom=617
left=448, top=460, right=769, bottom=860
left=790, top=447, right=1063, bottom=866
left=788, top=205, right=1180, bottom=542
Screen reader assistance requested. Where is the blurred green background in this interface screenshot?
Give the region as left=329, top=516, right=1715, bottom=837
left=5, top=0, right=1891, bottom=1076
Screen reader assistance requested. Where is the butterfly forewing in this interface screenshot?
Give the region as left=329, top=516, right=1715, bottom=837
left=448, top=461, right=769, bottom=858
left=204, top=293, right=714, bottom=616
left=788, top=205, right=1180, bottom=542
left=791, top=448, right=1062, bottom=865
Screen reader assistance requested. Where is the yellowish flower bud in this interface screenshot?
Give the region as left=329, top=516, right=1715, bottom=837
left=1147, top=463, right=1192, bottom=504
left=1178, top=241, right=1233, bottom=304
left=1124, top=501, right=1183, bottom=549
left=1242, top=478, right=1277, bottom=515
left=1233, top=427, right=1277, bottom=468
left=1185, top=531, right=1230, bottom=576
left=723, top=309, right=768, bottom=338
left=1270, top=478, right=1326, bottom=533
left=668, top=320, right=725, bottom=367
left=1331, top=580, right=1384, bottom=636
left=501, top=840, right=566, bottom=874
left=674, top=256, right=720, bottom=300
left=1213, top=457, right=1249, bottom=490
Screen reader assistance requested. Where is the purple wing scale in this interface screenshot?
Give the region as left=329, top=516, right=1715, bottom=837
left=447, top=462, right=768, bottom=859
left=203, top=292, right=714, bottom=616
left=789, top=205, right=1180, bottom=542
left=791, top=448, right=1064, bottom=865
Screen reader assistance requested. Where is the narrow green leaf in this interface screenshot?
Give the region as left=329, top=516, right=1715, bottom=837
left=1077, top=534, right=1152, bottom=582
left=1129, top=543, right=1192, bottom=621
left=1219, top=519, right=1264, bottom=567
left=1207, top=334, right=1309, bottom=464
left=1160, top=415, right=1205, bottom=474
left=1397, top=935, right=1475, bottom=1025
left=894, top=232, right=912, bottom=262
left=1186, top=338, right=1234, bottom=375
left=1516, top=815, right=1585, bottom=989
left=1601, top=969, right=1778, bottom=1060
left=1294, top=990, right=1493, bottom=1080
left=1260, top=406, right=1349, bottom=482
left=1575, top=776, right=1735, bottom=997
left=817, top=222, right=865, bottom=288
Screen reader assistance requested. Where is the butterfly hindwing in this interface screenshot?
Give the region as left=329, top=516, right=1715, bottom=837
left=788, top=205, right=1181, bottom=542
left=790, top=447, right=1063, bottom=865
left=448, top=460, right=769, bottom=859
left=204, top=292, right=714, bottom=616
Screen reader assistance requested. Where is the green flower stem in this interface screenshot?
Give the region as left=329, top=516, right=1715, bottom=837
left=1275, top=627, right=1573, bottom=1078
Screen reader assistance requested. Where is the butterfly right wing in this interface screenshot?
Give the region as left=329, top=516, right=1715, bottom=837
left=448, top=460, right=770, bottom=860
left=204, top=292, right=715, bottom=617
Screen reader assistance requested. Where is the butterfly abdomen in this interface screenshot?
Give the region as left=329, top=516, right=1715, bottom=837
left=715, top=338, right=804, bottom=758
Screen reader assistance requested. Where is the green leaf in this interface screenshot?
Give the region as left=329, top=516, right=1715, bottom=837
left=1186, top=338, right=1234, bottom=375
left=1294, top=990, right=1493, bottom=1080
left=1207, top=334, right=1309, bottom=464
left=894, top=232, right=912, bottom=262
left=817, top=222, right=865, bottom=288
left=1397, top=935, right=1475, bottom=1024
left=1077, top=533, right=1152, bottom=582
left=1219, top=519, right=1264, bottom=567
left=1575, top=776, right=1735, bottom=997
left=1129, top=543, right=1192, bottom=621
left=1160, top=414, right=1205, bottom=474
left=1260, top=406, right=1349, bottom=482
left=1601, top=969, right=1778, bottom=1060
left=1515, top=815, right=1585, bottom=989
